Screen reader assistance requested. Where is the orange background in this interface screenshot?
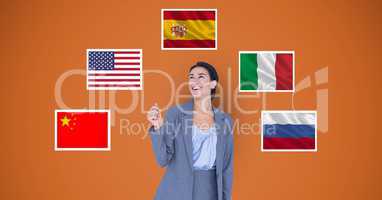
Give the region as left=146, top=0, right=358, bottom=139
left=1, top=0, right=381, bottom=199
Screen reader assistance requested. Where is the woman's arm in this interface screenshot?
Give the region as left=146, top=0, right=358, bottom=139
left=223, top=115, right=234, bottom=200
left=148, top=106, right=177, bottom=167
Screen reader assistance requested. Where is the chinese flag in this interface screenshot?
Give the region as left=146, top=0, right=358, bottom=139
left=55, top=110, right=110, bottom=150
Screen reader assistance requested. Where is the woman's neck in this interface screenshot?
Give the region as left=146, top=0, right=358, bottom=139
left=193, top=96, right=213, bottom=114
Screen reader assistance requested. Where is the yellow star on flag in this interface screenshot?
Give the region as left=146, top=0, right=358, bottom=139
left=61, top=115, right=71, bottom=127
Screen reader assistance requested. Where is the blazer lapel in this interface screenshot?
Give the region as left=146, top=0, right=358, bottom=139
left=181, top=101, right=195, bottom=171
left=213, top=108, right=226, bottom=175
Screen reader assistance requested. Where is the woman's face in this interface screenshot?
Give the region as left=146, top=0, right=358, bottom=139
left=188, top=67, right=217, bottom=99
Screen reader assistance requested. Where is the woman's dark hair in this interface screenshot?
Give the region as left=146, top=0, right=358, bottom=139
left=189, top=61, right=219, bottom=99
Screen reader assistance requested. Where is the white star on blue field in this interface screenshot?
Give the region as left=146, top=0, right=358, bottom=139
left=88, top=51, right=115, bottom=70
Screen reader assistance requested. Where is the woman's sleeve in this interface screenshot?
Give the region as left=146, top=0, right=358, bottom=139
left=223, top=115, right=234, bottom=200
left=149, top=107, right=177, bottom=168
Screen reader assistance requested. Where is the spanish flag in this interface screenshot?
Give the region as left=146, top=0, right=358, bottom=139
left=162, top=9, right=217, bottom=49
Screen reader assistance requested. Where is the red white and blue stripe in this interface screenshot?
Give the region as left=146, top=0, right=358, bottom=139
left=262, top=111, right=317, bottom=151
left=87, top=49, right=142, bottom=90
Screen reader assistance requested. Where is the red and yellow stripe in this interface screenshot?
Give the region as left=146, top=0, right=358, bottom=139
left=163, top=10, right=216, bottom=48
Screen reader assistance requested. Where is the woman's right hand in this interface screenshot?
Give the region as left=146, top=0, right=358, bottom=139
left=147, top=103, right=163, bottom=130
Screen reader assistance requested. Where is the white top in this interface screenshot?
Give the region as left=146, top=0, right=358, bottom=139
left=192, top=124, right=217, bottom=170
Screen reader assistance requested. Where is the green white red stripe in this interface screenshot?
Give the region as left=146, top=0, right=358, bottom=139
left=240, top=52, right=294, bottom=91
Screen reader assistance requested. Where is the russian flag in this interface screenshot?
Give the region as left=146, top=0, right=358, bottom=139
left=262, top=111, right=317, bottom=151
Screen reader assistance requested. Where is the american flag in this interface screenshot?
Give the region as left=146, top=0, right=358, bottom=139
left=87, top=49, right=142, bottom=90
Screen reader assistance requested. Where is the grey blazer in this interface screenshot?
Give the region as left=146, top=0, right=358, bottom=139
left=149, top=100, right=234, bottom=200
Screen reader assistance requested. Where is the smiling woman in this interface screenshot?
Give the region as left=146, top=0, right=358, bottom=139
left=189, top=62, right=219, bottom=101
left=146, top=62, right=234, bottom=200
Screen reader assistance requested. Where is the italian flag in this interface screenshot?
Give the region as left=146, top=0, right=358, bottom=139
left=240, top=52, right=294, bottom=91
